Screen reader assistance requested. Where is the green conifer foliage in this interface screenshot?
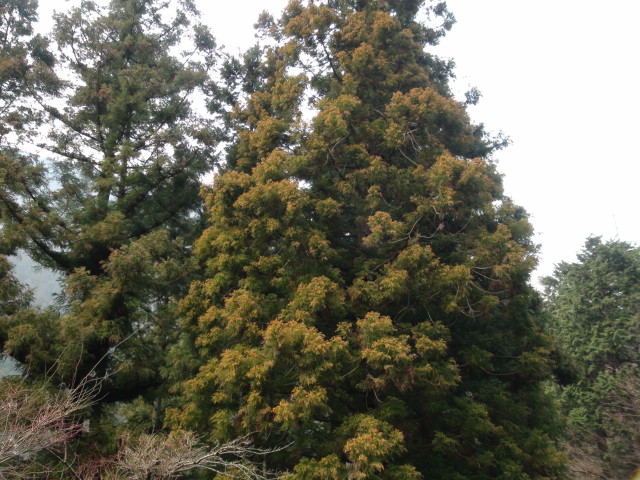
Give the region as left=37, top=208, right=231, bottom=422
left=0, top=256, right=30, bottom=316
left=543, top=238, right=640, bottom=479
left=0, top=0, right=218, bottom=400
left=176, top=1, right=563, bottom=478
left=0, top=0, right=62, bottom=376
left=0, top=0, right=57, bottom=142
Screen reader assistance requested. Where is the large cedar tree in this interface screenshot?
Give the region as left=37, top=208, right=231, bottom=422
left=176, top=1, right=563, bottom=478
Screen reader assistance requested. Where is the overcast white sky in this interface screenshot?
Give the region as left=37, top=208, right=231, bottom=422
left=437, top=0, right=640, bottom=284
left=37, top=0, right=640, bottom=286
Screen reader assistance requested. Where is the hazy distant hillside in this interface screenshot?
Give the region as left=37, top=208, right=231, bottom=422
left=0, top=355, right=21, bottom=377
left=9, top=253, right=60, bottom=307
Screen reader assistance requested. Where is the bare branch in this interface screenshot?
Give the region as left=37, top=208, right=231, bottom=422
left=0, top=375, right=97, bottom=477
left=0, top=375, right=285, bottom=479
left=106, top=431, right=285, bottom=480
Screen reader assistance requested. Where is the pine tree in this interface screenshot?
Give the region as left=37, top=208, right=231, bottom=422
left=0, top=0, right=61, bottom=377
left=542, top=237, right=640, bottom=479
left=0, top=0, right=219, bottom=404
left=175, top=1, right=563, bottom=478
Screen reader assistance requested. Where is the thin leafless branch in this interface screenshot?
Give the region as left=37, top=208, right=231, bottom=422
left=107, top=431, right=285, bottom=480
left=0, top=374, right=98, bottom=478
left=0, top=374, right=285, bottom=479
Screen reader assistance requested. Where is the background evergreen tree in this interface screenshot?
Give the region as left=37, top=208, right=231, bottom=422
left=542, top=237, right=640, bottom=479
left=175, top=1, right=564, bottom=478
left=0, top=0, right=60, bottom=378
left=0, top=0, right=220, bottom=419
